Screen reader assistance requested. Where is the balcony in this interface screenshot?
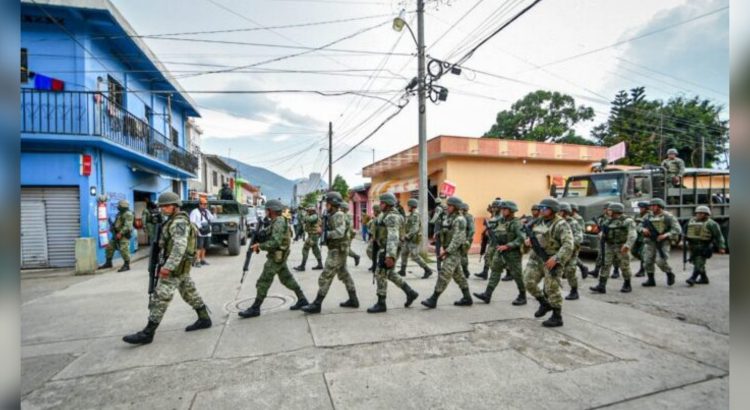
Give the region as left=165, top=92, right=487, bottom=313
left=21, top=89, right=199, bottom=175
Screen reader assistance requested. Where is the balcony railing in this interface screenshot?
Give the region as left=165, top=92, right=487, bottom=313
left=21, top=89, right=198, bottom=174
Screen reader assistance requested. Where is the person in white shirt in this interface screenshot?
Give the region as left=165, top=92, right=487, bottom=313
left=190, top=197, right=215, bottom=267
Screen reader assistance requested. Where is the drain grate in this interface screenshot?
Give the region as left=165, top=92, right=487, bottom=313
left=224, top=295, right=293, bottom=313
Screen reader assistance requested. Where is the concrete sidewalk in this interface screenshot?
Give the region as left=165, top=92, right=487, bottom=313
left=21, top=237, right=729, bottom=409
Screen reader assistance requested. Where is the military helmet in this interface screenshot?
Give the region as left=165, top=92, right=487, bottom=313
left=372, top=204, right=381, bottom=212
left=117, top=199, right=130, bottom=209
left=609, top=202, right=625, bottom=213
left=531, top=204, right=540, bottom=211
left=500, top=200, right=518, bottom=213
left=637, top=201, right=650, bottom=208
left=157, top=192, right=181, bottom=207
left=325, top=191, right=343, bottom=205
left=266, top=199, right=285, bottom=212
left=667, top=148, right=678, bottom=155
left=695, top=205, right=711, bottom=215
left=570, top=203, right=579, bottom=212
left=538, top=198, right=560, bottom=212
left=446, top=196, right=463, bottom=208
left=491, top=199, right=503, bottom=208
left=379, top=192, right=397, bottom=206
left=341, top=206, right=349, bottom=212
left=558, top=202, right=572, bottom=213
left=649, top=198, right=666, bottom=208
left=460, top=202, right=469, bottom=211
left=407, top=198, right=418, bottom=208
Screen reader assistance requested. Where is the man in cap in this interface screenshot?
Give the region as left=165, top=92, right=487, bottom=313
left=589, top=202, right=637, bottom=294
left=459, top=202, right=475, bottom=278
left=421, top=196, right=473, bottom=308
left=239, top=199, right=309, bottom=318
left=99, top=199, right=134, bottom=272
left=661, top=148, right=685, bottom=187
left=123, top=192, right=211, bottom=344
left=570, top=204, right=590, bottom=278
left=399, top=198, right=433, bottom=279
left=685, top=206, right=726, bottom=286
left=367, top=204, right=382, bottom=273
left=473, top=200, right=527, bottom=306
left=632, top=201, right=651, bottom=277
left=302, top=192, right=360, bottom=313
left=293, top=206, right=324, bottom=271
left=367, top=193, right=420, bottom=313
left=475, top=200, right=503, bottom=280
left=641, top=198, right=681, bottom=287
left=341, top=206, right=361, bottom=267
left=559, top=203, right=583, bottom=300
left=523, top=198, right=574, bottom=327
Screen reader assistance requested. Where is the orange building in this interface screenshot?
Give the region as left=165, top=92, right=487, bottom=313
left=363, top=135, right=609, bottom=250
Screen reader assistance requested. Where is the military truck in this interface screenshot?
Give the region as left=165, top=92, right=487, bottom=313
left=560, top=166, right=729, bottom=254
left=182, top=199, right=248, bottom=255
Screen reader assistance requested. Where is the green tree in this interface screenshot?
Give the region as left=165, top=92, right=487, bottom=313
left=592, top=87, right=728, bottom=167
left=331, top=174, right=349, bottom=201
left=301, top=191, right=319, bottom=208
left=483, top=90, right=596, bottom=143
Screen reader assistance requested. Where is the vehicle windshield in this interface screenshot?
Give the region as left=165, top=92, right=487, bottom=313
left=210, top=203, right=240, bottom=215
left=563, top=174, right=624, bottom=198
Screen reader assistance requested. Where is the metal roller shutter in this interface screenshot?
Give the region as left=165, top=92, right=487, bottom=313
left=21, top=187, right=80, bottom=268
left=21, top=200, right=48, bottom=268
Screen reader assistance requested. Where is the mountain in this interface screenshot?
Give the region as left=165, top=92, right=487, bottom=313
left=220, top=156, right=295, bottom=203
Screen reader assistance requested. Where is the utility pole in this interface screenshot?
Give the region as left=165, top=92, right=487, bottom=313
left=328, top=121, right=333, bottom=189
left=417, top=0, right=429, bottom=252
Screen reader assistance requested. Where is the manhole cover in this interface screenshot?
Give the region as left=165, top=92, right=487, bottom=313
left=224, top=295, right=293, bottom=313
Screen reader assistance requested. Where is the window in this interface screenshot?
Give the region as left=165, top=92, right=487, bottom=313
left=107, top=75, right=124, bottom=107
left=170, top=126, right=178, bottom=146
left=21, top=48, right=28, bottom=83
left=212, top=171, right=218, bottom=187
left=563, top=174, right=624, bottom=198
left=221, top=175, right=225, bottom=186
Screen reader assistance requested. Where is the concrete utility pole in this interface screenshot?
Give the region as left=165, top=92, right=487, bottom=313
left=417, top=0, right=429, bottom=251
left=328, top=121, right=333, bottom=189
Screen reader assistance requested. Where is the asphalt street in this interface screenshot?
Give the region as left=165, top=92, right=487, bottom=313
left=20, top=237, right=729, bottom=409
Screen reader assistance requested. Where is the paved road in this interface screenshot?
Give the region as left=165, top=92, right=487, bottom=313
left=21, top=236, right=729, bottom=409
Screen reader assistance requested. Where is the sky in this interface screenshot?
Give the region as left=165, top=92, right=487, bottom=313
left=111, top=0, right=729, bottom=186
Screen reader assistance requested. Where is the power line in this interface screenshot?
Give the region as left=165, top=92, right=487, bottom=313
left=427, top=0, right=487, bottom=52
left=333, top=97, right=410, bottom=164
left=615, top=57, right=728, bottom=97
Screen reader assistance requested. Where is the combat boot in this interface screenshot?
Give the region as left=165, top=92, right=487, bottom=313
left=610, top=267, right=620, bottom=279
left=117, top=262, right=130, bottom=272
left=642, top=273, right=656, bottom=287
left=301, top=293, right=324, bottom=314
left=422, top=267, right=433, bottom=279
left=339, top=290, right=360, bottom=308
left=238, top=299, right=262, bottom=318
left=542, top=308, right=563, bottom=327
left=98, top=259, right=113, bottom=270
left=589, top=280, right=606, bottom=294
left=697, top=271, right=710, bottom=285
left=589, top=265, right=600, bottom=279
left=534, top=297, right=553, bottom=318
left=474, top=266, right=488, bottom=280
left=635, top=263, right=645, bottom=277
left=666, top=271, right=675, bottom=286
left=290, top=289, right=308, bottom=310
left=472, top=285, right=494, bottom=304
left=293, top=263, right=306, bottom=272
left=686, top=270, right=699, bottom=286
left=353, top=254, right=360, bottom=266
left=186, top=306, right=212, bottom=331
left=565, top=287, right=579, bottom=300
left=402, top=284, right=419, bottom=307
left=421, top=292, right=440, bottom=309
left=311, top=261, right=324, bottom=270
left=577, top=262, right=590, bottom=279
left=123, top=320, right=158, bottom=345
left=453, top=288, right=473, bottom=306
left=501, top=273, right=513, bottom=281
left=397, top=266, right=407, bottom=277
left=620, top=279, right=632, bottom=293
left=367, top=295, right=387, bottom=313
left=512, top=292, right=527, bottom=306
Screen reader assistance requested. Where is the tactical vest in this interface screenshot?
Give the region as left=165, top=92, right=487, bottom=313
left=605, top=215, right=630, bottom=244
left=115, top=210, right=133, bottom=237
left=376, top=210, right=403, bottom=247
left=494, top=217, right=510, bottom=245
left=444, top=213, right=464, bottom=249
left=647, top=212, right=672, bottom=234
left=303, top=214, right=319, bottom=235
left=686, top=218, right=713, bottom=241
left=534, top=216, right=564, bottom=254
left=160, top=212, right=197, bottom=274
left=440, top=213, right=452, bottom=243
left=406, top=212, right=421, bottom=244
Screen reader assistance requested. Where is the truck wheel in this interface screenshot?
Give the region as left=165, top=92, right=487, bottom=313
left=241, top=233, right=247, bottom=246
left=228, top=232, right=241, bottom=256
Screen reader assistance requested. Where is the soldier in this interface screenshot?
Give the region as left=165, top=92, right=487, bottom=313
left=218, top=183, right=235, bottom=200
left=122, top=192, right=211, bottom=345
left=430, top=195, right=447, bottom=272
left=367, top=193, right=420, bottom=313
left=341, top=206, right=361, bottom=267
left=641, top=198, right=682, bottom=287
left=141, top=199, right=158, bottom=245
left=589, top=202, right=637, bottom=294
left=367, top=204, right=382, bottom=273
left=661, top=148, right=686, bottom=187
left=559, top=203, right=583, bottom=301
left=301, top=192, right=360, bottom=314
left=99, top=199, right=134, bottom=272
left=685, top=206, right=726, bottom=286
left=473, top=200, right=527, bottom=306
left=239, top=200, right=308, bottom=318
left=523, top=198, right=574, bottom=327
left=570, top=204, right=590, bottom=278
left=590, top=204, right=620, bottom=279
left=421, top=196, right=473, bottom=308
left=632, top=201, right=651, bottom=277
left=475, top=200, right=502, bottom=280
left=459, top=202, right=475, bottom=278
left=399, top=198, right=433, bottom=279
left=293, top=206, right=324, bottom=271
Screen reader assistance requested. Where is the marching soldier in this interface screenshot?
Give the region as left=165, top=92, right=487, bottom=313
left=559, top=203, right=582, bottom=301
left=641, top=198, right=681, bottom=287
left=632, top=201, right=651, bottom=277
left=459, top=202, right=475, bottom=278
left=523, top=198, right=574, bottom=327
left=661, top=148, right=686, bottom=187
left=367, top=193, right=420, bottom=313
left=141, top=199, right=158, bottom=245
left=293, top=206, right=324, bottom=271
left=473, top=200, right=527, bottom=306
left=367, top=204, right=382, bottom=273
left=430, top=196, right=447, bottom=272
left=399, top=198, right=433, bottom=279
left=589, top=202, right=637, bottom=294
left=239, top=199, right=309, bottom=318
left=341, top=206, right=361, bottom=267
left=570, top=203, right=590, bottom=278
left=122, top=192, right=211, bottom=345
left=685, top=206, right=726, bottom=286
left=99, top=199, right=134, bottom=272
left=302, top=192, right=359, bottom=313
left=474, top=200, right=502, bottom=280
left=421, top=196, right=473, bottom=309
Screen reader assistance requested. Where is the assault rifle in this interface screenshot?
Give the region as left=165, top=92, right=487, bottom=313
left=241, top=217, right=269, bottom=284
left=319, top=212, right=329, bottom=247
left=483, top=219, right=506, bottom=265
left=147, top=214, right=164, bottom=301
left=479, top=222, right=489, bottom=262
left=642, top=218, right=667, bottom=259
left=522, top=222, right=562, bottom=277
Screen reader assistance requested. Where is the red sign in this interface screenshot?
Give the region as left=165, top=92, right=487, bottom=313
left=80, top=154, right=92, bottom=176
left=440, top=181, right=456, bottom=197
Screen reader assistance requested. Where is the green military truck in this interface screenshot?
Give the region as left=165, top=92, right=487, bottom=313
left=182, top=199, right=248, bottom=255
left=560, top=166, right=729, bottom=254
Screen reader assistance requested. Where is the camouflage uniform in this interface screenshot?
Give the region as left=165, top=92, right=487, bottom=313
left=685, top=210, right=726, bottom=285
left=631, top=206, right=652, bottom=276
left=256, top=216, right=306, bottom=300
left=430, top=201, right=447, bottom=271
left=661, top=156, right=686, bottom=185
left=642, top=206, right=681, bottom=286
left=481, top=209, right=502, bottom=275
left=400, top=209, right=430, bottom=272
left=299, top=212, right=322, bottom=268
left=524, top=214, right=574, bottom=311
left=141, top=207, right=156, bottom=244
left=460, top=209, right=474, bottom=277
left=343, top=209, right=360, bottom=263
left=474, top=207, right=526, bottom=305
left=592, top=209, right=637, bottom=293
left=562, top=214, right=583, bottom=292
left=105, top=208, right=134, bottom=264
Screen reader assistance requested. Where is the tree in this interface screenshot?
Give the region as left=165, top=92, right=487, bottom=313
left=301, top=191, right=319, bottom=208
left=331, top=174, right=349, bottom=201
left=592, top=87, right=728, bottom=167
left=483, top=90, right=596, bottom=143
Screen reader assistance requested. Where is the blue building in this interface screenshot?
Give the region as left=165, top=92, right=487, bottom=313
left=20, top=0, right=201, bottom=268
